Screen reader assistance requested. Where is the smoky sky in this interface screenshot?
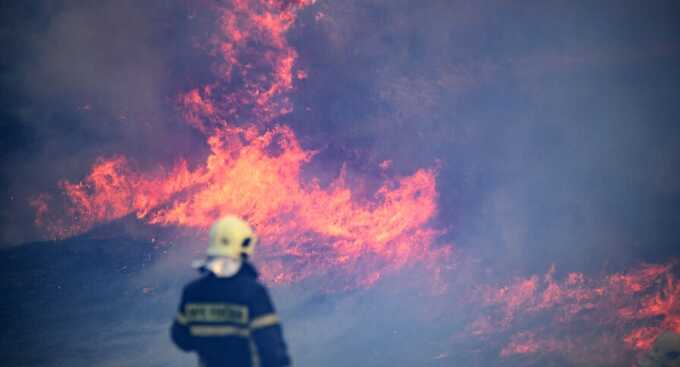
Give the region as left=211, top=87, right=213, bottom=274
left=0, top=0, right=208, bottom=245
left=289, top=0, right=680, bottom=275
left=2, top=0, right=680, bottom=278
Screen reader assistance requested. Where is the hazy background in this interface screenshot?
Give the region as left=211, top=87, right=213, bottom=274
left=2, top=0, right=680, bottom=366
left=3, top=0, right=680, bottom=268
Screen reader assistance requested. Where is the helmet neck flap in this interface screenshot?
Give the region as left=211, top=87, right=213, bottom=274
left=193, top=256, right=243, bottom=278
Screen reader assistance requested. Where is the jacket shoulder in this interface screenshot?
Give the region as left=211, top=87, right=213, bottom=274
left=236, top=262, right=267, bottom=296
left=236, top=274, right=266, bottom=298
left=182, top=274, right=211, bottom=295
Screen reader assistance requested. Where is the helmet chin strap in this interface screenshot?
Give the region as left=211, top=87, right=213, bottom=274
left=193, top=256, right=243, bottom=278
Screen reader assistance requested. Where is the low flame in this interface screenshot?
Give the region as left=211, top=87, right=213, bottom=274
left=37, top=124, right=445, bottom=286
left=470, top=262, right=680, bottom=361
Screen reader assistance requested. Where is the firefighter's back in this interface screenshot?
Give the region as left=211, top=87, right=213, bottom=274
left=181, top=271, right=259, bottom=366
left=171, top=216, right=290, bottom=367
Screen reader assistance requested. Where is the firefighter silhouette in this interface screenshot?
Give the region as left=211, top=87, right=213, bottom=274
left=171, top=216, right=290, bottom=367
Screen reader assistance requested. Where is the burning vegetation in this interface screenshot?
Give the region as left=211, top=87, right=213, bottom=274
left=30, top=0, right=447, bottom=288
left=27, top=0, right=680, bottom=365
left=467, top=262, right=680, bottom=364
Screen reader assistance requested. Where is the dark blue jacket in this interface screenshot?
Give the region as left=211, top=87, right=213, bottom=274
left=171, top=262, right=291, bottom=367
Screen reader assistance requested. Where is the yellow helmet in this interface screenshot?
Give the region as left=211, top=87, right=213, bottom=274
left=206, top=216, right=257, bottom=259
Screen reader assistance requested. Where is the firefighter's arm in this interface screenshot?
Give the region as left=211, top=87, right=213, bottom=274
left=170, top=288, right=195, bottom=352
left=250, top=284, right=291, bottom=367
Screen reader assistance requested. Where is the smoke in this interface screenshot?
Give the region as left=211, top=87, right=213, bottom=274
left=0, top=0, right=206, bottom=245
left=285, top=0, right=680, bottom=274
left=3, top=0, right=680, bottom=266
left=2, top=0, right=680, bottom=366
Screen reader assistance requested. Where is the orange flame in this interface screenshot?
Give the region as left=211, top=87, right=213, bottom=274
left=31, top=0, right=448, bottom=287
left=472, top=262, right=680, bottom=358
left=181, top=0, right=316, bottom=132
left=29, top=1, right=679, bottom=362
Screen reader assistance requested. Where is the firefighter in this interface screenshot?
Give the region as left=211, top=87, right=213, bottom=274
left=171, top=216, right=291, bottom=367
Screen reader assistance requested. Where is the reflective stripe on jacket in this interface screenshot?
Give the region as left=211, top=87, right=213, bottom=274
left=171, top=262, right=290, bottom=367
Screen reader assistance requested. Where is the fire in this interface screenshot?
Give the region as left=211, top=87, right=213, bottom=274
left=499, top=331, right=563, bottom=357
left=181, top=0, right=316, bottom=132
left=471, top=262, right=680, bottom=360
left=33, top=124, right=444, bottom=286
left=28, top=0, right=679, bottom=363
left=31, top=0, right=447, bottom=287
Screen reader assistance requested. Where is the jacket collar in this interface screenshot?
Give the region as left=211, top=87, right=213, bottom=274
left=200, top=260, right=259, bottom=279
left=239, top=261, right=259, bottom=279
